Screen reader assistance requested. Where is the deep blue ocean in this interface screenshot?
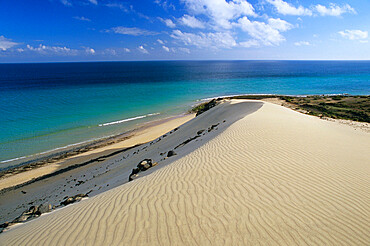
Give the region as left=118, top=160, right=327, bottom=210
left=1, top=61, right=369, bottom=169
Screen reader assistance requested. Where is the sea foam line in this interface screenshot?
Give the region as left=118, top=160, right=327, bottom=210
left=1, top=113, right=161, bottom=166
left=98, top=113, right=160, bottom=127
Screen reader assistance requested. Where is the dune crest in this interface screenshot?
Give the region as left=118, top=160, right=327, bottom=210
left=1, top=101, right=369, bottom=246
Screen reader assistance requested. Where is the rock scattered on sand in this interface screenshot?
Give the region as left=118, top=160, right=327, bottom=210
left=137, top=159, right=153, bottom=171
left=129, top=159, right=158, bottom=181
left=129, top=174, right=139, bottom=181
left=0, top=203, right=53, bottom=233
left=208, top=123, right=219, bottom=132
left=167, top=150, right=177, bottom=157
left=174, top=135, right=200, bottom=149
left=38, top=203, right=52, bottom=214
left=60, top=194, right=88, bottom=206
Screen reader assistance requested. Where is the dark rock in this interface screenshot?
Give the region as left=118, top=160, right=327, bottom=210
left=137, top=159, right=153, bottom=171
left=61, top=194, right=88, bottom=206
left=38, top=203, right=52, bottom=214
left=167, top=150, right=177, bottom=157
left=197, top=129, right=205, bottom=135
left=21, top=190, right=27, bottom=194
left=208, top=123, right=220, bottom=132
left=131, top=167, right=140, bottom=175
left=0, top=222, right=10, bottom=230
left=129, top=174, right=139, bottom=182
left=14, top=215, right=30, bottom=223
left=174, top=135, right=200, bottom=149
left=27, top=206, right=39, bottom=214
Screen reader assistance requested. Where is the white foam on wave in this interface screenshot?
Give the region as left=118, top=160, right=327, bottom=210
left=1, top=112, right=161, bottom=167
left=0, top=138, right=102, bottom=166
left=0, top=156, right=27, bottom=164
left=98, top=113, right=160, bottom=127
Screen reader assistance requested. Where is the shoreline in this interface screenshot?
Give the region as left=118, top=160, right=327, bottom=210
left=0, top=114, right=183, bottom=172
left=0, top=113, right=195, bottom=192
left=1, top=99, right=368, bottom=245
left=0, top=99, right=258, bottom=227
left=1, top=93, right=369, bottom=190
left=1, top=93, right=368, bottom=172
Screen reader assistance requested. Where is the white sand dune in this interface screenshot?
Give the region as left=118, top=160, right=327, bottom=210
left=1, top=101, right=369, bottom=245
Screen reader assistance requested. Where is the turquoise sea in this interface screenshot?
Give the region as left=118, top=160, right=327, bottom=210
left=1, top=61, right=369, bottom=169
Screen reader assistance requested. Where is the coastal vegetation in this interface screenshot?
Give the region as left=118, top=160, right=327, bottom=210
left=223, top=95, right=369, bottom=123
left=280, top=95, right=370, bottom=123
left=190, top=98, right=222, bottom=116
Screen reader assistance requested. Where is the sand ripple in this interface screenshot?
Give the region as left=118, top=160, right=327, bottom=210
left=1, top=101, right=369, bottom=245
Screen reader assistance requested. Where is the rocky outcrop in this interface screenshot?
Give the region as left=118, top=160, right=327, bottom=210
left=60, top=194, right=88, bottom=206
left=129, top=159, right=158, bottom=181
left=137, top=159, right=153, bottom=171
left=167, top=150, right=177, bottom=157
left=0, top=203, right=53, bottom=233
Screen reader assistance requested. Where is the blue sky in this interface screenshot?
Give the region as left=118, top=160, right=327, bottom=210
left=0, top=0, right=369, bottom=62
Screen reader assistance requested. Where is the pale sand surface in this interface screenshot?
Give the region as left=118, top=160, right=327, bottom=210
left=0, top=100, right=253, bottom=225
left=0, top=114, right=194, bottom=191
left=1, top=101, right=369, bottom=245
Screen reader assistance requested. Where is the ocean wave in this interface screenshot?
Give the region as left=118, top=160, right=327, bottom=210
left=0, top=156, right=27, bottom=164
left=0, top=138, right=101, bottom=166
left=0, top=112, right=162, bottom=168
left=98, top=113, right=160, bottom=127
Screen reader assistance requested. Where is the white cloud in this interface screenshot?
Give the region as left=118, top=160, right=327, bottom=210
left=26, top=44, right=77, bottom=55
left=237, top=17, right=293, bottom=46
left=182, top=0, right=256, bottom=29
left=105, top=3, right=129, bottom=12
left=74, top=16, right=91, bottom=22
left=267, top=1, right=355, bottom=17
left=178, top=47, right=191, bottom=53
left=85, top=47, right=95, bottom=54
left=60, top=0, right=72, bottom=6
left=267, top=18, right=293, bottom=31
left=157, top=39, right=165, bottom=44
left=0, top=36, right=19, bottom=51
left=179, top=15, right=205, bottom=29
left=294, top=41, right=311, bottom=46
left=239, top=39, right=260, bottom=48
left=124, top=48, right=131, bottom=52
left=338, top=30, right=368, bottom=41
left=171, top=30, right=237, bottom=49
left=154, top=0, right=176, bottom=10
left=103, top=48, right=117, bottom=56
left=138, top=45, right=149, bottom=54
left=315, top=3, right=356, bottom=16
left=88, top=0, right=97, bottom=5
left=158, top=18, right=176, bottom=28
left=162, top=45, right=170, bottom=52
left=111, top=27, right=159, bottom=36
left=267, top=0, right=312, bottom=16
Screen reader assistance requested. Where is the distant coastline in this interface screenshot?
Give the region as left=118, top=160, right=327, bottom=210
left=1, top=60, right=369, bottom=174
left=2, top=93, right=368, bottom=179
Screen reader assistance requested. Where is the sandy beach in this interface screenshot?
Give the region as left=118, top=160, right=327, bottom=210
left=0, top=100, right=369, bottom=245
